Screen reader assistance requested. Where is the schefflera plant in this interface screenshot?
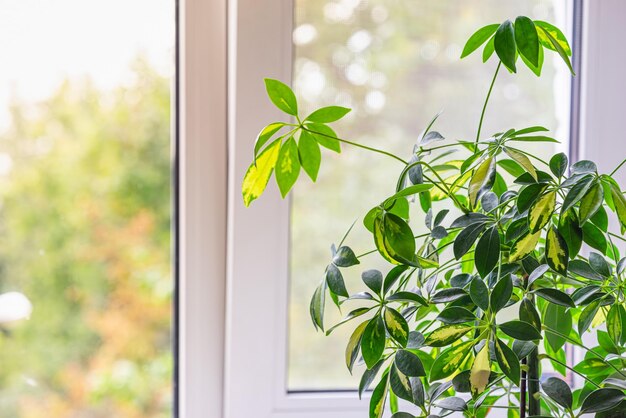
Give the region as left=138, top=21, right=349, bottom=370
left=242, top=16, right=626, bottom=418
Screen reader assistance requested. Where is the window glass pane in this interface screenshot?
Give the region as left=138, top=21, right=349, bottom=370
left=289, top=0, right=571, bottom=390
left=0, top=1, right=174, bottom=415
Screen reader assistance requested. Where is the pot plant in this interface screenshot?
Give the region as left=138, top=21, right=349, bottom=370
left=242, top=16, right=626, bottom=418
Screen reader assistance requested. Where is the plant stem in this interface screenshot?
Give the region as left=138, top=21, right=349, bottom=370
left=520, top=357, right=527, bottom=418
left=544, top=355, right=601, bottom=388
left=610, top=157, right=626, bottom=176
left=528, top=347, right=540, bottom=416
left=301, top=127, right=408, bottom=165
left=475, top=61, right=502, bottom=145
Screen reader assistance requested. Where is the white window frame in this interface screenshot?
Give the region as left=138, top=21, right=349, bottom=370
left=179, top=0, right=626, bottom=417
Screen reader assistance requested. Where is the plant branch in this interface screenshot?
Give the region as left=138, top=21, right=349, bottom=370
left=610, top=157, right=626, bottom=176
left=475, top=61, right=502, bottom=145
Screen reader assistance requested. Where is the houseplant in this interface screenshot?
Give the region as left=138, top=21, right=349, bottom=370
left=242, top=16, right=626, bottom=418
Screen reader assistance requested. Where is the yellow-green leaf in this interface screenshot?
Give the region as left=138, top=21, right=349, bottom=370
left=579, top=183, right=604, bottom=224
left=469, top=157, right=495, bottom=207
left=509, top=230, right=541, bottom=262
left=610, top=183, right=626, bottom=233
left=345, top=321, right=368, bottom=372
left=384, top=307, right=409, bottom=347
left=242, top=139, right=281, bottom=206
left=546, top=227, right=568, bottom=276
left=369, top=374, right=389, bottom=418
left=275, top=137, right=301, bottom=197
left=528, top=191, right=556, bottom=233
left=503, top=147, right=536, bottom=180
left=430, top=340, right=474, bottom=381
left=470, top=342, right=491, bottom=394
left=425, top=324, right=473, bottom=347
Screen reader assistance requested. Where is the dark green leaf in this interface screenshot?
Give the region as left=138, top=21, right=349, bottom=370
left=581, top=388, right=626, bottom=414
left=609, top=182, right=626, bottom=233
left=490, top=275, right=513, bottom=312
left=515, top=16, right=540, bottom=66
left=562, top=175, right=594, bottom=213
left=578, top=298, right=601, bottom=335
left=453, top=222, right=487, bottom=260
left=395, top=350, right=426, bottom=377
left=499, top=320, right=542, bottom=340
left=519, top=298, right=541, bottom=331
left=450, top=213, right=490, bottom=228
left=362, top=269, right=383, bottom=295
left=475, top=226, right=500, bottom=277
left=437, top=396, right=467, bottom=412
left=534, top=288, right=574, bottom=307
left=527, top=264, right=549, bottom=288
left=305, top=106, right=351, bottom=123
left=494, top=20, right=517, bottom=72
left=569, top=259, right=604, bottom=281
left=436, top=306, right=477, bottom=324
left=495, top=338, right=520, bottom=385
left=579, top=182, right=604, bottom=224
left=549, top=152, right=568, bottom=178
left=572, top=160, right=597, bottom=174
left=326, top=264, right=348, bottom=297
left=461, top=24, right=500, bottom=58
left=389, top=364, right=413, bottom=402
left=359, top=360, right=383, bottom=398
left=264, top=78, right=298, bottom=115
left=333, top=246, right=360, bottom=267
left=518, top=184, right=548, bottom=213
left=558, top=209, right=582, bottom=259
left=362, top=316, right=386, bottom=368
left=589, top=252, right=611, bottom=277
left=275, top=137, right=301, bottom=197
left=431, top=287, right=468, bottom=303
left=590, top=205, right=609, bottom=232
left=470, top=277, right=490, bottom=311
left=582, top=221, right=607, bottom=254
left=310, top=280, right=326, bottom=330
left=542, top=377, right=572, bottom=409
left=383, top=265, right=409, bottom=294
left=544, top=303, right=571, bottom=351
left=387, top=291, right=428, bottom=306
left=298, top=130, right=321, bottom=181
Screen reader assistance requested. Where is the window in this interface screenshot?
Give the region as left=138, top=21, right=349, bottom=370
left=289, top=0, right=573, bottom=391
left=0, top=1, right=174, bottom=416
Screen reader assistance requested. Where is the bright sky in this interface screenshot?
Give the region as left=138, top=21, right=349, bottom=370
left=0, top=0, right=174, bottom=126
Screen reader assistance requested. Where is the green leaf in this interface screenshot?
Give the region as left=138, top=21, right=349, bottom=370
left=437, top=306, right=477, bottom=324
left=326, top=264, right=348, bottom=297
left=362, top=316, right=386, bottom=368
left=395, top=350, right=426, bottom=377
left=475, top=226, right=500, bottom=277
left=609, top=182, right=626, bottom=232
left=359, top=360, right=383, bottom=398
left=495, top=338, right=520, bottom=386
left=509, top=230, right=541, bottom=262
left=389, top=364, right=413, bottom=403
left=461, top=23, right=500, bottom=58
left=491, top=275, right=513, bottom=313
left=578, top=298, right=601, bottom=335
left=549, top=152, right=568, bottom=178
left=534, top=288, right=575, bottom=308
left=254, top=122, right=285, bottom=158
left=383, top=265, right=409, bottom=294
left=362, top=269, right=383, bottom=295
left=589, top=252, right=611, bottom=277
left=536, top=25, right=574, bottom=75
left=310, top=280, right=326, bottom=331
left=494, top=20, right=517, bottom=72
left=431, top=288, right=468, bottom=304
left=504, top=147, right=536, bottom=179
left=470, top=277, right=490, bottom=311
left=607, top=305, right=624, bottom=345
left=305, top=123, right=341, bottom=153
left=453, top=222, right=487, bottom=260
left=580, top=182, right=604, bottom=224
left=499, top=320, right=542, bottom=340
left=590, top=205, right=609, bottom=232
left=542, top=377, right=572, bottom=410
left=520, top=34, right=544, bottom=76
left=374, top=213, right=417, bottom=265
left=387, top=291, right=428, bottom=306
left=580, top=388, right=626, bottom=414
left=430, top=340, right=474, bottom=381
left=275, top=137, right=301, bottom=197
left=298, top=130, right=321, bottom=181
left=326, top=307, right=370, bottom=336
left=483, top=35, right=496, bottom=62
left=469, top=157, right=496, bottom=207
left=264, top=78, right=298, bottom=115
left=333, top=246, right=360, bottom=267
left=582, top=221, right=607, bottom=254
left=305, top=106, right=351, bottom=123
left=515, top=16, right=540, bottom=67
left=528, top=191, right=556, bottom=233
left=242, top=139, right=281, bottom=206
left=519, top=298, right=541, bottom=331
left=385, top=184, right=434, bottom=203
left=424, top=324, right=473, bottom=347
left=518, top=184, right=548, bottom=213
left=562, top=175, right=594, bottom=214
left=369, top=372, right=389, bottom=418
left=470, top=342, right=491, bottom=394
left=498, top=159, right=526, bottom=178
left=384, top=307, right=409, bottom=347
left=546, top=227, right=568, bottom=276
left=345, top=321, right=368, bottom=371
left=558, top=209, right=582, bottom=259
left=508, top=135, right=558, bottom=142
left=544, top=303, right=571, bottom=351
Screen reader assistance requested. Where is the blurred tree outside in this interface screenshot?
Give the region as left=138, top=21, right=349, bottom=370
left=0, top=60, right=172, bottom=417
